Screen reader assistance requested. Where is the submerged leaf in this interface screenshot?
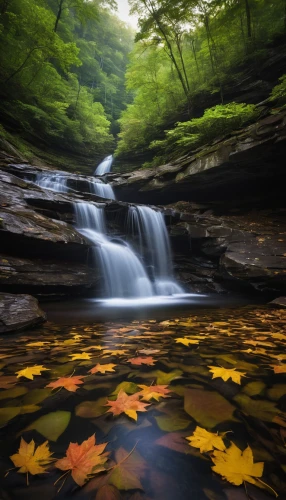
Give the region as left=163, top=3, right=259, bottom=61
left=108, top=447, right=147, bottom=491
left=127, top=357, right=155, bottom=366
left=24, top=411, right=71, bottom=441
left=184, top=388, right=236, bottom=428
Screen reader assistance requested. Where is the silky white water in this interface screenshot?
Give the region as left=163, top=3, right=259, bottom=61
left=74, top=202, right=154, bottom=298
left=94, top=155, right=113, bottom=175
left=36, top=173, right=68, bottom=192
left=89, top=180, right=115, bottom=199
left=128, top=205, right=184, bottom=294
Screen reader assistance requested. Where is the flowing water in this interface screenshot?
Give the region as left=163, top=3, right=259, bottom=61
left=74, top=202, right=154, bottom=298
left=128, top=206, right=184, bottom=295
left=94, top=155, right=113, bottom=175
left=36, top=173, right=69, bottom=192
left=89, top=179, right=116, bottom=200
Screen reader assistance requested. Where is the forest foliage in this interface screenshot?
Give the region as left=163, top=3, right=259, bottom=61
left=115, top=0, right=286, bottom=164
left=0, top=0, right=134, bottom=155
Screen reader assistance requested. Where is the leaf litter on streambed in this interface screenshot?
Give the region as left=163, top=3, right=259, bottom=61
left=0, top=307, right=285, bottom=499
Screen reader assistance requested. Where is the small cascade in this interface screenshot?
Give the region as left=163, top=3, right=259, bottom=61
left=36, top=173, right=68, bottom=193
left=89, top=180, right=115, bottom=200
left=94, top=155, right=113, bottom=176
left=74, top=202, right=154, bottom=298
left=74, top=202, right=106, bottom=234
left=128, top=205, right=184, bottom=294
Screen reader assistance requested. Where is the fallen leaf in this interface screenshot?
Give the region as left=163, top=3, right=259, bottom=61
left=184, top=388, right=236, bottom=429
left=55, top=434, right=108, bottom=486
left=271, top=365, right=286, bottom=374
left=76, top=397, right=108, bottom=418
left=186, top=426, right=226, bottom=453
left=0, top=375, right=17, bottom=389
left=208, top=366, right=246, bottom=385
left=128, top=357, right=155, bottom=366
left=211, top=443, right=263, bottom=486
left=96, top=484, right=121, bottom=499
left=108, top=447, right=147, bottom=490
left=27, top=342, right=49, bottom=347
left=103, top=350, right=127, bottom=356
left=175, top=338, right=200, bottom=346
left=69, top=352, right=91, bottom=361
left=46, top=375, right=85, bottom=392
left=16, top=365, right=50, bottom=380
left=24, top=411, right=71, bottom=441
left=137, top=384, right=171, bottom=402
left=138, top=349, right=160, bottom=355
left=10, top=438, right=53, bottom=479
left=89, top=364, right=116, bottom=375
left=106, top=390, right=150, bottom=421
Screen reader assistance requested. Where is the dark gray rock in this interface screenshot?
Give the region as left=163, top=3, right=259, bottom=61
left=270, top=297, right=286, bottom=308
left=0, top=293, right=46, bottom=333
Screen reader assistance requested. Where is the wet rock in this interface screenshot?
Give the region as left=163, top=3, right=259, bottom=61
left=270, top=296, right=286, bottom=308
left=0, top=293, right=46, bottom=333
left=0, top=255, right=100, bottom=298
left=111, top=110, right=286, bottom=208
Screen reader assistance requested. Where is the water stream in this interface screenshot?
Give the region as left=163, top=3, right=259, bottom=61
left=94, top=154, right=113, bottom=175
left=36, top=173, right=68, bottom=192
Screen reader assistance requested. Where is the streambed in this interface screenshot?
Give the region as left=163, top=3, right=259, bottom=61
left=0, top=304, right=285, bottom=499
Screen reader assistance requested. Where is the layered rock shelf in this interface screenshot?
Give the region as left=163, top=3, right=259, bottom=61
left=0, top=108, right=286, bottom=333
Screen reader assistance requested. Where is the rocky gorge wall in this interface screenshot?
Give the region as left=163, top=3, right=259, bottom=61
left=0, top=106, right=286, bottom=332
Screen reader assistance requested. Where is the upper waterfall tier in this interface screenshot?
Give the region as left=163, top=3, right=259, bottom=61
left=94, top=155, right=113, bottom=176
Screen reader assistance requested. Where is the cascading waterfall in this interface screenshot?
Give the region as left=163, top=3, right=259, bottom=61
left=74, top=202, right=154, bottom=298
left=94, top=155, right=113, bottom=176
left=74, top=202, right=106, bottom=234
left=128, top=205, right=184, bottom=294
left=36, top=173, right=68, bottom=193
left=89, top=180, right=115, bottom=200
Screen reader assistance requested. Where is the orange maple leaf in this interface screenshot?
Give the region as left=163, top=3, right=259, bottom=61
left=46, top=375, right=85, bottom=392
left=105, top=389, right=150, bottom=421
left=271, top=364, right=286, bottom=374
left=137, top=384, right=171, bottom=401
left=127, top=356, right=155, bottom=366
left=55, top=434, right=108, bottom=486
left=89, top=363, right=116, bottom=375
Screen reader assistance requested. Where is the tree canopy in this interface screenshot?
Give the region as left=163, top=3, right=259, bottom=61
left=0, top=0, right=134, bottom=156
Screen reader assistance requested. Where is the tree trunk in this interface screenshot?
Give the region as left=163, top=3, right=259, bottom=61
left=3, top=46, right=43, bottom=84
left=54, top=0, right=65, bottom=32
left=245, top=0, right=252, bottom=39
left=175, top=33, right=190, bottom=92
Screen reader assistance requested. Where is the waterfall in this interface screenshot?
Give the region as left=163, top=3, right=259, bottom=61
left=36, top=173, right=68, bottom=193
left=128, top=205, right=184, bottom=294
left=89, top=180, right=115, bottom=200
left=74, top=202, right=106, bottom=234
left=94, top=155, right=113, bottom=176
left=74, top=202, right=154, bottom=298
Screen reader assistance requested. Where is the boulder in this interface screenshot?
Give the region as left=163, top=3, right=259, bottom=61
left=0, top=293, right=46, bottom=333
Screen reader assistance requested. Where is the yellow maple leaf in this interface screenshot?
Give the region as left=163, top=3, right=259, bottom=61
left=186, top=426, right=226, bottom=453
left=137, top=384, right=171, bottom=402
left=89, top=363, right=116, bottom=374
left=27, top=342, right=49, bottom=347
left=208, top=366, right=246, bottom=384
left=10, top=438, right=53, bottom=481
left=211, top=443, right=263, bottom=486
left=271, top=364, right=286, bottom=374
left=69, top=352, right=91, bottom=361
left=16, top=365, right=50, bottom=380
left=175, top=338, right=200, bottom=346
left=102, top=349, right=127, bottom=356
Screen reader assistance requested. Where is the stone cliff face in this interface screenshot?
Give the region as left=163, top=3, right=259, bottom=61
left=110, top=111, right=286, bottom=208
